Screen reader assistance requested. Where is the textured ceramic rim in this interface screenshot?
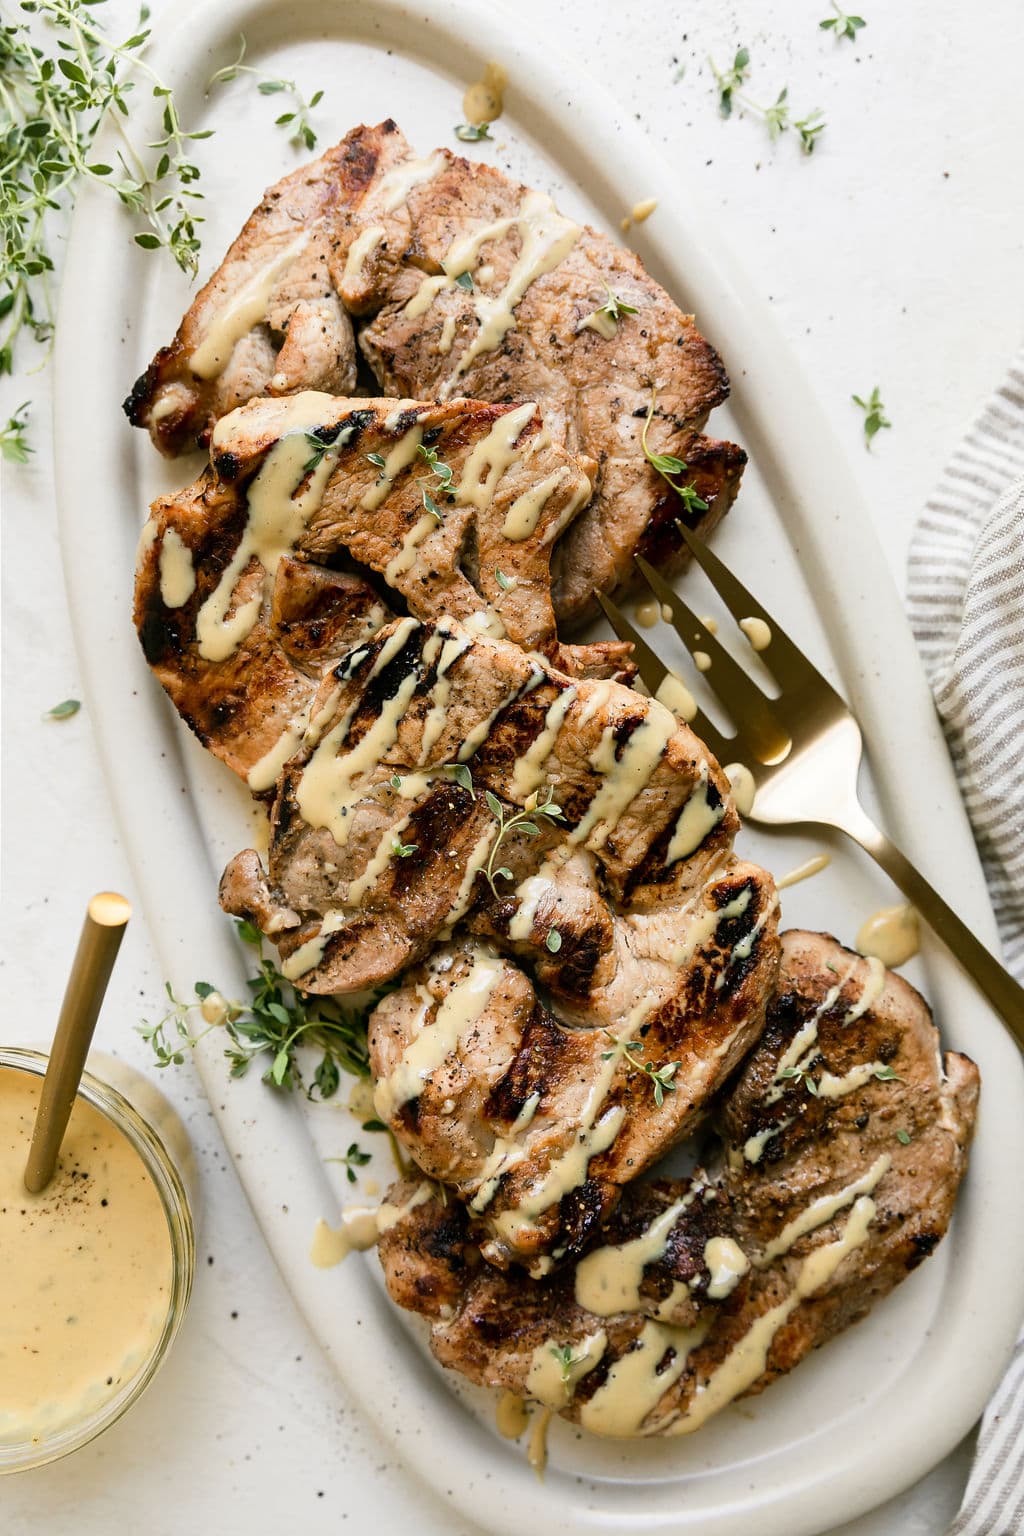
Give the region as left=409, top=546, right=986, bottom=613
left=52, top=0, right=1024, bottom=1530
left=0, top=1049, right=195, bottom=1475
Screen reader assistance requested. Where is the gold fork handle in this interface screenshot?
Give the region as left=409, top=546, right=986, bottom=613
left=834, top=802, right=1024, bottom=1044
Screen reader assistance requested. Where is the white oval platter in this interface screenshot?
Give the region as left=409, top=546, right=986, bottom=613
left=53, top=1, right=1024, bottom=1532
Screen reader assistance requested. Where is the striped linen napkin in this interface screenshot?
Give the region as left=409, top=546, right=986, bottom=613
left=906, top=347, right=1024, bottom=1535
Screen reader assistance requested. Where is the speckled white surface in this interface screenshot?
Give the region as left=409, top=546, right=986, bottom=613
left=2, top=0, right=1021, bottom=1530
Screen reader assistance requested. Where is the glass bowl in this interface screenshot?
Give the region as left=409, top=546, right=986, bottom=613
left=0, top=1047, right=196, bottom=1474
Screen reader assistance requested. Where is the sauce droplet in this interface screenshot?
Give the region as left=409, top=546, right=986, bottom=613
left=724, top=762, right=757, bottom=817
left=739, top=616, right=772, bottom=652
left=856, top=903, right=919, bottom=968
left=495, top=1390, right=530, bottom=1439
left=463, top=62, right=507, bottom=126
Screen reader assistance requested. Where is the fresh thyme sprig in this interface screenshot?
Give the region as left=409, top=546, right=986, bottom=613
left=325, top=1142, right=372, bottom=1184
left=416, top=442, right=456, bottom=524
left=208, top=35, right=324, bottom=151
left=641, top=391, right=708, bottom=515
left=1, top=0, right=210, bottom=387
left=482, top=785, right=565, bottom=899
left=595, top=279, right=638, bottom=327
left=138, top=919, right=379, bottom=1099
left=0, top=404, right=32, bottom=463
left=601, top=1031, right=680, bottom=1107
left=392, top=835, right=418, bottom=858
left=711, top=46, right=750, bottom=117
left=852, top=386, right=891, bottom=448
left=302, top=423, right=347, bottom=472
left=550, top=1343, right=583, bottom=1394
left=454, top=122, right=491, bottom=143
left=709, top=48, right=826, bottom=154
left=819, top=4, right=866, bottom=41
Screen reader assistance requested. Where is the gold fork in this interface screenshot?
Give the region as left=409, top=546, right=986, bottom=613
left=595, top=523, right=1024, bottom=1040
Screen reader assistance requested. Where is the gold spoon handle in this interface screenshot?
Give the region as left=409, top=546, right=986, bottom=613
left=24, top=892, right=132, bottom=1193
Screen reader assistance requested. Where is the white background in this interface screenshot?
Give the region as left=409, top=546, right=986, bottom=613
left=3, top=0, right=1023, bottom=1531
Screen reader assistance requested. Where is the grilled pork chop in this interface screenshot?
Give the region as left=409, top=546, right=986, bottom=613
left=369, top=847, right=777, bottom=1272
left=134, top=392, right=628, bottom=789
left=126, top=120, right=745, bottom=622
left=217, top=615, right=771, bottom=1002
left=377, top=932, right=978, bottom=1436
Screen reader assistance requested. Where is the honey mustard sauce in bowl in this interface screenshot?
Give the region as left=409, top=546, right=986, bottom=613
left=0, top=1049, right=194, bottom=1472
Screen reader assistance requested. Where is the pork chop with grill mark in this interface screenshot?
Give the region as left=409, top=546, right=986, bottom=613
left=376, top=932, right=978, bottom=1436
left=125, top=120, right=745, bottom=623
left=368, top=850, right=777, bottom=1272
left=134, top=393, right=629, bottom=790
left=217, top=615, right=757, bottom=1000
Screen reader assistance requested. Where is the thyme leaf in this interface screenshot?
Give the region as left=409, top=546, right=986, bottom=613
left=820, top=5, right=866, bottom=41
left=0, top=404, right=32, bottom=463
left=641, top=390, right=709, bottom=514
left=42, top=697, right=81, bottom=721
left=852, top=386, right=891, bottom=448
left=325, top=1141, right=372, bottom=1184
left=454, top=122, right=492, bottom=143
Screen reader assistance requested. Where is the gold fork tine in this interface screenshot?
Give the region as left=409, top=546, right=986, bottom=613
left=593, top=591, right=730, bottom=760
left=634, top=556, right=791, bottom=765
left=674, top=521, right=839, bottom=700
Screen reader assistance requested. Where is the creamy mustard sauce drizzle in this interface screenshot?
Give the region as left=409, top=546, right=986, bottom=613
left=739, top=616, right=772, bottom=652
left=655, top=672, right=698, bottom=723
left=378, top=152, right=447, bottom=214
left=417, top=628, right=474, bottom=761
left=0, top=1067, right=173, bottom=1443
left=693, top=650, right=712, bottom=673
left=374, top=948, right=504, bottom=1121
left=457, top=665, right=544, bottom=763
left=157, top=526, right=195, bottom=609
left=635, top=600, right=661, bottom=629
left=502, top=468, right=568, bottom=541
left=856, top=903, right=920, bottom=967
left=776, top=853, right=831, bottom=890
left=580, top=1319, right=709, bottom=1438
left=527, top=1330, right=607, bottom=1408
left=360, top=423, right=424, bottom=512
left=294, top=617, right=420, bottom=847
left=508, top=686, right=577, bottom=799
left=432, top=193, right=580, bottom=385
left=463, top=62, right=507, bottom=126
left=308, top=1182, right=432, bottom=1269
left=342, top=224, right=386, bottom=287
left=668, top=1196, right=878, bottom=1436
left=566, top=700, right=677, bottom=853
left=578, top=308, right=617, bottom=340
left=495, top=1390, right=530, bottom=1439
left=704, top=1236, right=750, bottom=1298
left=245, top=698, right=315, bottom=795
left=440, top=826, right=497, bottom=939
left=742, top=1116, right=793, bottom=1165
left=757, top=1155, right=891, bottom=1267
left=280, top=908, right=348, bottom=982
left=190, top=233, right=307, bottom=378
left=631, top=198, right=658, bottom=223
left=665, top=764, right=726, bottom=864
left=198, top=393, right=345, bottom=662
left=526, top=1405, right=552, bottom=1474
left=574, top=1190, right=699, bottom=1316
left=762, top=955, right=884, bottom=1106
left=456, top=401, right=537, bottom=511
left=670, top=885, right=750, bottom=971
